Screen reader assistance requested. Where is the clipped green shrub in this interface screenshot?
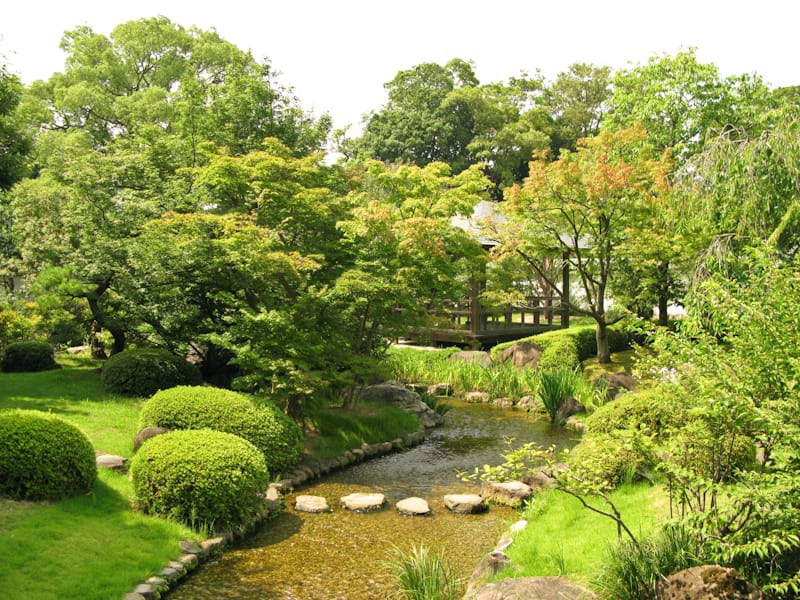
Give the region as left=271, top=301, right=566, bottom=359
left=139, top=386, right=303, bottom=472
left=585, top=387, right=685, bottom=439
left=0, top=410, right=96, bottom=500
left=1, top=341, right=57, bottom=372
left=101, top=348, right=201, bottom=396
left=130, top=429, right=269, bottom=533
left=537, top=335, right=581, bottom=371
left=568, top=432, right=653, bottom=489
left=667, top=422, right=756, bottom=482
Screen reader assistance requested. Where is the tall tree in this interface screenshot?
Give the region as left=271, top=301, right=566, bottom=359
left=503, top=126, right=669, bottom=362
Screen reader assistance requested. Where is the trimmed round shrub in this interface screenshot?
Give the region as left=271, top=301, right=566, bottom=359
left=2, top=341, right=57, bottom=372
left=0, top=410, right=96, bottom=500
left=585, top=387, right=685, bottom=439
left=101, top=348, right=201, bottom=397
left=538, top=335, right=581, bottom=371
left=139, top=386, right=303, bottom=472
left=130, top=430, right=269, bottom=532
left=568, top=432, right=652, bottom=489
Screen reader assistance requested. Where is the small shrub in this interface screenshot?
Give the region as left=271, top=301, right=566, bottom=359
left=387, top=545, right=464, bottom=600
left=1, top=341, right=57, bottom=372
left=595, top=524, right=702, bottom=600
left=0, top=410, right=96, bottom=500
left=139, top=386, right=303, bottom=472
left=101, top=348, right=201, bottom=396
left=568, top=432, right=653, bottom=489
left=586, top=387, right=685, bottom=438
left=538, top=335, right=581, bottom=371
left=130, top=429, right=269, bottom=533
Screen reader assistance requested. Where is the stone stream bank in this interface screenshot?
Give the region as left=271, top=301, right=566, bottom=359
left=161, top=387, right=576, bottom=600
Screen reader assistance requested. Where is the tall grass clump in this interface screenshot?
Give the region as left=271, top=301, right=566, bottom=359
left=538, top=367, right=584, bottom=423
left=387, top=545, right=464, bottom=600
left=594, top=524, right=702, bottom=600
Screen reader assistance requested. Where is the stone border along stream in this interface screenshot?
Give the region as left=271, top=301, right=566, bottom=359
left=120, top=381, right=442, bottom=600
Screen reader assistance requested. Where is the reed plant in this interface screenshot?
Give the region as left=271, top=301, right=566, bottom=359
left=386, top=544, right=464, bottom=600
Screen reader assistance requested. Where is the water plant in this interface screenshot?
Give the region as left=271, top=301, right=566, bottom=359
left=538, top=367, right=583, bottom=423
left=386, top=544, right=464, bottom=600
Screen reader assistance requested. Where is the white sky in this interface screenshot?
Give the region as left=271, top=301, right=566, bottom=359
left=3, top=0, right=799, bottom=133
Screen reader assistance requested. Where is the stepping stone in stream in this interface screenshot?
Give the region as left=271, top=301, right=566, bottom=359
left=340, top=493, right=386, bottom=512
left=481, top=481, right=532, bottom=507
left=294, top=495, right=331, bottom=513
left=396, top=497, right=431, bottom=516
left=443, top=494, right=487, bottom=514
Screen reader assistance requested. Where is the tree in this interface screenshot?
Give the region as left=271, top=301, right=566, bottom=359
left=503, top=125, right=669, bottom=363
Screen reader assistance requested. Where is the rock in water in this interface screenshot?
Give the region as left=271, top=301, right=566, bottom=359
left=294, top=495, right=331, bottom=513
left=340, top=493, right=386, bottom=512
left=443, top=494, right=487, bottom=514
left=554, top=396, right=585, bottom=424
left=396, top=497, right=431, bottom=516
left=656, top=565, right=763, bottom=599
left=481, top=481, right=533, bottom=507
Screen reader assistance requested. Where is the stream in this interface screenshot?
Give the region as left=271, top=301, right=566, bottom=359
left=169, top=401, right=576, bottom=599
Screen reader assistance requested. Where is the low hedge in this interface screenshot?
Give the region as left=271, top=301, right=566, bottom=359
left=130, top=429, right=269, bottom=533
left=139, top=386, right=303, bottom=473
left=585, top=387, right=686, bottom=439
left=568, top=432, right=653, bottom=489
left=0, top=410, right=97, bottom=500
left=101, top=348, right=201, bottom=397
left=1, top=341, right=57, bottom=372
left=492, top=322, right=641, bottom=371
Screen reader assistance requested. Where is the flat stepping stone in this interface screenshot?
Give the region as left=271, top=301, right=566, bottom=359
left=294, top=495, right=331, bottom=513
left=443, top=493, right=487, bottom=514
left=396, top=497, right=431, bottom=516
left=95, top=453, right=127, bottom=471
left=482, top=481, right=533, bottom=507
left=340, top=493, right=386, bottom=512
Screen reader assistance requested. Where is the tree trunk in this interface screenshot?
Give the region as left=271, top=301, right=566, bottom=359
left=657, top=291, right=669, bottom=327
left=89, top=320, right=107, bottom=359
left=86, top=283, right=126, bottom=355
left=596, top=319, right=611, bottom=364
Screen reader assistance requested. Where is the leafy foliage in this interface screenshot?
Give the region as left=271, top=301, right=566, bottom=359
left=567, top=432, right=653, bottom=490
left=386, top=544, right=464, bottom=600
left=538, top=367, right=583, bottom=424
left=0, top=410, right=96, bottom=500
left=101, top=348, right=201, bottom=396
left=586, top=387, right=684, bottom=439
left=1, top=340, right=56, bottom=372
left=139, top=386, right=303, bottom=472
left=130, top=429, right=269, bottom=533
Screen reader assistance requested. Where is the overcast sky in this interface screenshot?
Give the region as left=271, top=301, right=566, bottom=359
left=3, top=1, right=799, bottom=133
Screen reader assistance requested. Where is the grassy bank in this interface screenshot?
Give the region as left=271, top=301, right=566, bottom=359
left=308, top=402, right=421, bottom=458
left=499, top=484, right=666, bottom=585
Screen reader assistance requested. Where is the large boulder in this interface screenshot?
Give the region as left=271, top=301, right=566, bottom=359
left=656, top=565, right=763, bottom=599
left=500, top=341, right=544, bottom=369
left=554, top=396, right=585, bottom=424
left=357, top=382, right=444, bottom=428
left=448, top=350, right=493, bottom=368
left=596, top=372, right=637, bottom=399
left=468, top=577, right=595, bottom=600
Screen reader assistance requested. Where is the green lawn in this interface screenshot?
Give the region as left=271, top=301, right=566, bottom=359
left=0, top=354, right=142, bottom=456
left=582, top=349, right=637, bottom=381
left=498, top=483, right=666, bottom=586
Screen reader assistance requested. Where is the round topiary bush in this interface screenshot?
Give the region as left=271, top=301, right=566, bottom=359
left=568, top=432, right=652, bottom=489
left=130, top=429, right=269, bottom=532
left=0, top=410, right=97, bottom=500
left=139, top=386, right=303, bottom=472
left=585, top=387, right=685, bottom=439
left=101, top=348, right=201, bottom=397
left=1, top=341, right=57, bottom=372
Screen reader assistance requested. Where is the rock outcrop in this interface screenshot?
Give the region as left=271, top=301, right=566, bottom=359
left=357, top=382, right=444, bottom=428
left=499, top=341, right=544, bottom=369
left=657, top=565, right=763, bottom=599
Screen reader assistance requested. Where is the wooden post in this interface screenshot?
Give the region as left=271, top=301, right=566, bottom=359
left=561, top=251, right=570, bottom=328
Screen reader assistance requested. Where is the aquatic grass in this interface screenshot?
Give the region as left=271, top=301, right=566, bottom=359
left=387, top=544, right=465, bottom=600
left=539, top=367, right=583, bottom=423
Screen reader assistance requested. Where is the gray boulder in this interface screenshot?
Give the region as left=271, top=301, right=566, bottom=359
left=358, top=382, right=444, bottom=428
left=656, top=565, right=763, bottom=599
left=443, top=493, right=487, bottom=514
left=596, top=372, right=637, bottom=399
left=427, top=382, right=453, bottom=396
left=500, top=341, right=544, bottom=369
left=481, top=481, right=532, bottom=507
left=554, top=396, right=585, bottom=425
left=448, top=350, right=493, bottom=368
left=133, top=427, right=169, bottom=452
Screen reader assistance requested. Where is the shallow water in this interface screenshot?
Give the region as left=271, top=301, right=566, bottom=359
left=169, top=401, right=576, bottom=599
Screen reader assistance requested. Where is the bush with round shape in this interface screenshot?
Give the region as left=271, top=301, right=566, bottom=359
left=101, top=348, right=201, bottom=397
left=130, top=429, right=269, bottom=533
left=568, top=432, right=653, bottom=489
left=139, top=386, right=303, bottom=472
left=1, top=341, right=57, bottom=372
left=585, top=387, right=685, bottom=439
left=0, top=410, right=96, bottom=500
